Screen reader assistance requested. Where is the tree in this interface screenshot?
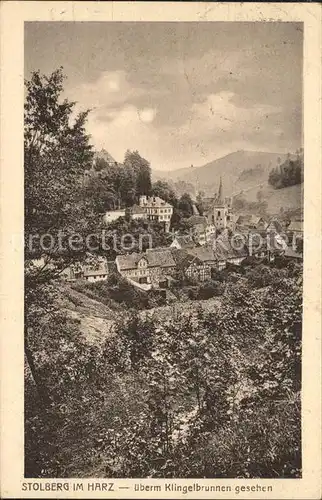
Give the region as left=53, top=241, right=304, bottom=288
left=178, top=193, right=194, bottom=217
left=24, top=68, right=95, bottom=405
left=196, top=191, right=205, bottom=215
left=151, top=180, right=178, bottom=207
left=124, top=150, right=152, bottom=197
left=268, top=152, right=304, bottom=190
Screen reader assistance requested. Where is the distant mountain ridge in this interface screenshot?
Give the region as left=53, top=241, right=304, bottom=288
left=152, top=150, right=303, bottom=214
left=152, top=150, right=285, bottom=196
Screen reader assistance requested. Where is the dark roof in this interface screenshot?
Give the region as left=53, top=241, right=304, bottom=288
left=236, top=214, right=266, bottom=227
left=186, top=215, right=208, bottom=227
left=186, top=245, right=216, bottom=263
left=107, top=261, right=117, bottom=273
left=213, top=234, right=248, bottom=260
left=116, top=253, right=141, bottom=271
left=192, top=223, right=207, bottom=235
left=171, top=249, right=198, bottom=269
left=145, top=248, right=176, bottom=268
left=129, top=204, right=146, bottom=214
left=284, top=246, right=303, bottom=259
left=287, top=220, right=303, bottom=232
left=116, top=249, right=176, bottom=271
left=171, top=234, right=196, bottom=249
left=267, top=218, right=284, bottom=233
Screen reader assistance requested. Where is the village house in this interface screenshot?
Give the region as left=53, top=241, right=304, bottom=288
left=283, top=245, right=303, bottom=261
left=286, top=220, right=303, bottom=248
left=266, top=218, right=288, bottom=253
left=185, top=245, right=217, bottom=270
left=83, top=268, right=109, bottom=282
left=103, top=208, right=126, bottom=224
left=171, top=248, right=212, bottom=282
left=115, top=248, right=176, bottom=287
left=126, top=204, right=147, bottom=221
left=235, top=214, right=268, bottom=231
left=139, top=195, right=173, bottom=232
left=61, top=259, right=113, bottom=282
left=243, top=230, right=268, bottom=259
left=170, top=234, right=196, bottom=250
left=213, top=231, right=248, bottom=269
left=186, top=215, right=216, bottom=246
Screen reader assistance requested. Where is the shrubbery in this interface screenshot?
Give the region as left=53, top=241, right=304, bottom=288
left=268, top=152, right=304, bottom=189
left=25, top=272, right=302, bottom=478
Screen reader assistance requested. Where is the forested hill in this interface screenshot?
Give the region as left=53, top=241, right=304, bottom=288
left=152, top=150, right=288, bottom=196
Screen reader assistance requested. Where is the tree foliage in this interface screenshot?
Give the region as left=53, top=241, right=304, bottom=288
left=268, top=151, right=304, bottom=189
left=25, top=272, right=302, bottom=478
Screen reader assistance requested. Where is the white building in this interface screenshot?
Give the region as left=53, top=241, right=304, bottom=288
left=139, top=195, right=173, bottom=232
left=103, top=209, right=126, bottom=224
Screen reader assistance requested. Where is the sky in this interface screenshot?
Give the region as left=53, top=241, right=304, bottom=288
left=25, top=22, right=303, bottom=171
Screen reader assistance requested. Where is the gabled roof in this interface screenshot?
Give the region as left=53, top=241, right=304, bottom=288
left=141, top=196, right=173, bottom=209
left=213, top=233, right=248, bottom=260
left=267, top=218, right=283, bottom=233
left=171, top=234, right=196, bottom=249
left=236, top=214, right=266, bottom=227
left=116, top=253, right=142, bottom=271
left=186, top=245, right=216, bottom=263
left=116, top=249, right=176, bottom=271
left=186, top=215, right=208, bottom=227
left=287, top=220, right=303, bottom=232
left=129, top=204, right=146, bottom=214
left=145, top=248, right=176, bottom=268
left=171, top=249, right=198, bottom=270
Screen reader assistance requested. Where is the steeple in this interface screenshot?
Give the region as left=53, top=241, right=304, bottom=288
left=217, top=176, right=223, bottom=204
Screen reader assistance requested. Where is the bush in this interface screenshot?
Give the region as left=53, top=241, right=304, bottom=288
left=197, top=280, right=224, bottom=300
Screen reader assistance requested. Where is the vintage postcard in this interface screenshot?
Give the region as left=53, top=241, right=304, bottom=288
left=0, top=1, right=321, bottom=499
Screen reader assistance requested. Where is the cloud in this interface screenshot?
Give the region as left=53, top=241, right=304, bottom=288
left=85, top=87, right=284, bottom=170
left=68, top=70, right=146, bottom=112
left=138, top=108, right=157, bottom=123
left=64, top=24, right=302, bottom=171
left=86, top=104, right=160, bottom=164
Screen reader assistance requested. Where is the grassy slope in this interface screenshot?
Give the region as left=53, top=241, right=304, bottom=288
left=152, top=150, right=303, bottom=213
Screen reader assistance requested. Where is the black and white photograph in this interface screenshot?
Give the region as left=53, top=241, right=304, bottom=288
left=22, top=20, right=306, bottom=482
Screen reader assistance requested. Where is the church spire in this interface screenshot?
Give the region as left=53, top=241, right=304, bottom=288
left=218, top=176, right=223, bottom=204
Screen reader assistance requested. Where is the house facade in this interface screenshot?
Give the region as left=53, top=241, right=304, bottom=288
left=115, top=248, right=176, bottom=286
left=139, top=195, right=173, bottom=232
left=171, top=249, right=212, bottom=282
left=186, top=216, right=216, bottom=246
left=170, top=234, right=195, bottom=250
left=287, top=220, right=303, bottom=248
left=235, top=214, right=267, bottom=231
left=126, top=204, right=147, bottom=221
left=62, top=260, right=111, bottom=282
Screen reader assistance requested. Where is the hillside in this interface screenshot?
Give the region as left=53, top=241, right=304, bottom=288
left=153, top=150, right=303, bottom=214
left=153, top=150, right=285, bottom=195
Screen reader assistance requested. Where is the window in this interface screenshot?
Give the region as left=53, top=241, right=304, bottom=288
left=218, top=210, right=221, bottom=217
